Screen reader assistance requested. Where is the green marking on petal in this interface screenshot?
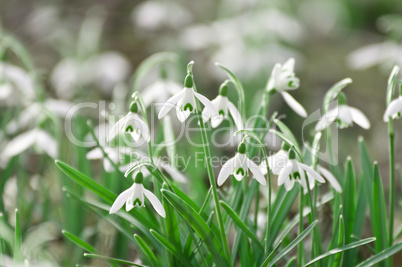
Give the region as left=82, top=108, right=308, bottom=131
left=288, top=81, right=294, bottom=87
left=236, top=167, right=245, bottom=176
left=219, top=110, right=225, bottom=116
left=184, top=103, right=193, bottom=112
left=125, top=125, right=134, bottom=132
left=133, top=198, right=142, bottom=206
left=293, top=171, right=301, bottom=180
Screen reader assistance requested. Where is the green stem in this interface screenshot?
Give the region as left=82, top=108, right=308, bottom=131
left=388, top=120, right=395, bottom=250
left=298, top=186, right=304, bottom=267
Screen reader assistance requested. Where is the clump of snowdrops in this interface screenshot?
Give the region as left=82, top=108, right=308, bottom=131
left=1, top=35, right=402, bottom=266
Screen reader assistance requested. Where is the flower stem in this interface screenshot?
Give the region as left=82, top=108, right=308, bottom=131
left=298, top=186, right=304, bottom=267
left=388, top=120, right=395, bottom=251
left=197, top=110, right=231, bottom=262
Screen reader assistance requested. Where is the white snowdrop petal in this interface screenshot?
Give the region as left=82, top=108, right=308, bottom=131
left=2, top=130, right=37, bottom=159
left=217, top=157, right=236, bottom=186
left=86, top=147, right=103, bottom=160
left=284, top=178, right=295, bottom=191
left=349, top=107, right=370, bottom=129
left=109, top=185, right=135, bottom=214
left=108, top=116, right=127, bottom=141
left=280, top=91, right=307, bottom=118
left=298, top=163, right=325, bottom=183
left=247, top=158, right=266, bottom=185
left=134, top=116, right=151, bottom=142
left=283, top=58, right=295, bottom=72
left=36, top=130, right=58, bottom=158
left=227, top=101, right=243, bottom=130
left=272, top=64, right=281, bottom=90
left=384, top=97, right=402, bottom=122
left=143, top=188, right=166, bottom=218
left=338, top=106, right=353, bottom=124
left=315, top=108, right=338, bottom=132
left=317, top=165, right=342, bottom=193
left=259, top=160, right=268, bottom=175
left=278, top=161, right=292, bottom=186
left=103, top=159, right=114, bottom=173
left=193, top=91, right=219, bottom=116
left=158, top=89, right=185, bottom=119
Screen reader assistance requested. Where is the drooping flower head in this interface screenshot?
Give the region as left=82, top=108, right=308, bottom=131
left=108, top=101, right=150, bottom=143
left=260, top=142, right=290, bottom=175
left=278, top=149, right=325, bottom=193
left=218, top=142, right=266, bottom=186
left=109, top=172, right=166, bottom=217
left=202, top=82, right=243, bottom=130
left=384, top=96, right=402, bottom=122
left=267, top=58, right=307, bottom=118
left=315, top=92, right=370, bottom=131
left=158, top=73, right=218, bottom=122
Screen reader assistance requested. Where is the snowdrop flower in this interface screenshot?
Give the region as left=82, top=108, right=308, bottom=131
left=217, top=142, right=266, bottom=186
left=202, top=83, right=243, bottom=130
left=278, top=149, right=325, bottom=193
left=0, top=62, right=36, bottom=102
left=383, top=96, right=402, bottom=122
left=1, top=129, right=57, bottom=164
left=260, top=142, right=290, bottom=175
left=267, top=58, right=307, bottom=118
left=86, top=146, right=129, bottom=173
left=109, top=172, right=166, bottom=217
left=108, top=102, right=150, bottom=142
left=316, top=165, right=342, bottom=193
left=315, top=92, right=370, bottom=131
left=158, top=74, right=218, bottom=122
left=141, top=80, right=182, bottom=107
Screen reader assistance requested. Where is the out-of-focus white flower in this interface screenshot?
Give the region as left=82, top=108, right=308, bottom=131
left=315, top=93, right=370, bottom=131
left=50, top=58, right=80, bottom=99
left=108, top=102, right=150, bottom=143
left=278, top=149, right=324, bottom=193
left=260, top=143, right=290, bottom=175
left=141, top=80, right=182, bottom=107
left=2, top=129, right=58, bottom=163
left=158, top=74, right=218, bottom=122
left=86, top=146, right=129, bottom=173
left=202, top=83, right=243, bottom=130
left=267, top=58, right=307, bottom=118
left=0, top=62, right=36, bottom=102
left=217, top=142, right=266, bottom=186
left=384, top=96, right=402, bottom=122
left=6, top=99, right=74, bottom=134
left=109, top=172, right=165, bottom=217
left=132, top=1, right=192, bottom=31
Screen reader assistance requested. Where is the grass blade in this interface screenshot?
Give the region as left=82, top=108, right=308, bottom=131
left=134, top=234, right=160, bottom=267
left=84, top=253, right=147, bottom=266
left=13, top=209, right=22, bottom=262
left=220, top=201, right=264, bottom=252
left=62, top=230, right=97, bottom=253
left=305, top=237, right=376, bottom=266
left=261, top=220, right=318, bottom=267
left=150, top=230, right=191, bottom=266
left=355, top=242, right=402, bottom=267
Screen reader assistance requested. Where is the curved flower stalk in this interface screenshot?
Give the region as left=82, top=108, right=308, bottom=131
left=267, top=58, right=307, bottom=118
left=108, top=101, right=150, bottom=143
left=217, top=142, right=266, bottom=186
left=202, top=82, right=243, bottom=130
left=158, top=74, right=218, bottom=122
left=315, top=92, right=370, bottom=131
left=109, top=172, right=166, bottom=217
left=1, top=128, right=57, bottom=164
left=383, top=96, right=402, bottom=122
left=278, top=149, right=325, bottom=193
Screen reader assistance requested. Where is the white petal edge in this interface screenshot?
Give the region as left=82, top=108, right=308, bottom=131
left=143, top=188, right=166, bottom=218
left=2, top=129, right=37, bottom=159
left=217, top=157, right=236, bottom=186
left=315, top=108, right=338, bottom=132
left=158, top=89, right=185, bottom=119
left=278, top=161, right=292, bottom=186
left=298, top=163, right=325, bottom=183
left=280, top=91, right=307, bottom=118
left=193, top=91, right=219, bottom=117
left=317, top=165, right=342, bottom=193
left=108, top=116, right=127, bottom=141
left=383, top=97, right=402, bottom=122
left=349, top=107, right=370, bottom=129
left=109, top=185, right=135, bottom=214
left=227, top=100, right=244, bottom=130
left=246, top=158, right=266, bottom=185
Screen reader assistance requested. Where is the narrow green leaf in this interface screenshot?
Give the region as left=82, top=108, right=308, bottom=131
left=343, top=157, right=356, bottom=243
left=305, top=237, right=376, bottom=266
left=334, top=215, right=345, bottom=267
left=150, top=230, right=191, bottom=266
left=372, top=162, right=388, bottom=256
left=84, top=253, right=147, bottom=266
left=274, top=119, right=300, bottom=150
left=134, top=234, right=160, bottom=267
left=269, top=129, right=302, bottom=159
left=355, top=242, right=402, bottom=267
left=261, top=220, right=318, bottom=267
left=55, top=160, right=115, bottom=203
left=161, top=189, right=229, bottom=266
left=13, top=209, right=22, bottom=262
left=62, top=230, right=97, bottom=253
left=323, top=78, right=352, bottom=113
left=386, top=65, right=400, bottom=106
left=220, top=201, right=264, bottom=251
